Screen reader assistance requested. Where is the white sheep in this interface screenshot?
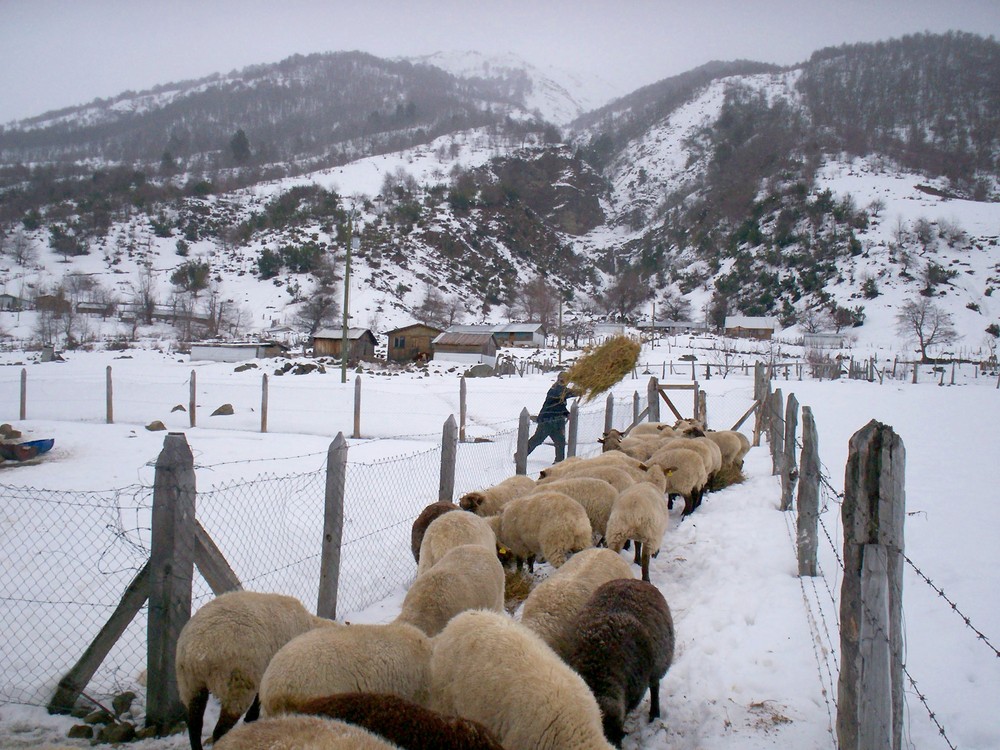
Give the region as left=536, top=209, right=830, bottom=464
left=659, top=435, right=722, bottom=475
left=259, top=621, right=432, bottom=716
left=605, top=482, right=670, bottom=582
left=628, top=422, right=676, bottom=438
left=458, top=474, right=537, bottom=516
left=396, top=544, right=505, bottom=636
left=497, top=490, right=593, bottom=572
left=537, top=451, right=645, bottom=482
left=519, top=548, right=634, bottom=657
left=540, top=463, right=636, bottom=493
left=645, top=445, right=709, bottom=516
left=174, top=590, right=336, bottom=750
left=430, top=609, right=617, bottom=750
left=214, top=714, right=400, bottom=750
left=530, top=477, right=619, bottom=542
left=417, top=508, right=496, bottom=575
left=703, top=429, right=747, bottom=469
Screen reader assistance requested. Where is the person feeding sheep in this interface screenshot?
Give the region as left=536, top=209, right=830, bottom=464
left=525, top=372, right=580, bottom=464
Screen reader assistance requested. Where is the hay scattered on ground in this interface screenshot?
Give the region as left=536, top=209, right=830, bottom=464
left=564, top=335, right=641, bottom=402
left=707, top=463, right=747, bottom=492
left=503, top=570, right=534, bottom=613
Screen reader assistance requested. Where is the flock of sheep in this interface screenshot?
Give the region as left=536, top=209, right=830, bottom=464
left=174, top=417, right=751, bottom=750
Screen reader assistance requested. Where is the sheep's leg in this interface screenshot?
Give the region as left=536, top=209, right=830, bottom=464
left=623, top=539, right=631, bottom=551
left=244, top=694, right=260, bottom=723
left=633, top=540, right=642, bottom=565
left=667, top=493, right=677, bottom=510
left=516, top=556, right=524, bottom=573
left=212, top=707, right=242, bottom=743
left=681, top=494, right=694, bottom=516
left=693, top=486, right=704, bottom=511
left=641, top=547, right=651, bottom=582
left=648, top=677, right=660, bottom=720
left=187, top=688, right=208, bottom=750
left=527, top=555, right=536, bottom=574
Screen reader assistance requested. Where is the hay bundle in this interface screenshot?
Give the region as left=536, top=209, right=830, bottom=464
left=564, top=335, right=641, bottom=402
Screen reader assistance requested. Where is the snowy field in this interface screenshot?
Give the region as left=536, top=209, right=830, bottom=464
left=0, top=347, right=998, bottom=750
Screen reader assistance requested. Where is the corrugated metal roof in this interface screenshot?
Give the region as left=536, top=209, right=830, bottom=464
left=433, top=331, right=497, bottom=346
left=494, top=323, right=544, bottom=333
left=313, top=327, right=372, bottom=340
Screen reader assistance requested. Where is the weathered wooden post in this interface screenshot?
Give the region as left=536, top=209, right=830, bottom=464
left=459, top=375, right=467, bottom=442
left=697, top=390, right=708, bottom=428
left=106, top=365, right=114, bottom=424
left=146, top=432, right=196, bottom=732
left=911, top=362, right=918, bottom=384
left=633, top=391, right=640, bottom=426
left=515, top=408, right=530, bottom=475
left=353, top=375, right=362, bottom=439
left=20, top=367, right=26, bottom=420
left=260, top=373, right=268, bottom=433
left=439, top=415, right=458, bottom=502
left=317, top=433, right=348, bottom=619
left=797, top=406, right=819, bottom=576
left=647, top=377, right=660, bottom=422
left=189, top=370, right=197, bottom=428
left=838, top=421, right=905, bottom=750
left=604, top=392, right=614, bottom=434
left=780, top=392, right=798, bottom=510
left=770, top=387, right=784, bottom=475
left=567, top=401, right=579, bottom=459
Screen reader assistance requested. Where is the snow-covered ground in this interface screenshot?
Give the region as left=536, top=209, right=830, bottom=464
left=0, top=344, right=997, bottom=749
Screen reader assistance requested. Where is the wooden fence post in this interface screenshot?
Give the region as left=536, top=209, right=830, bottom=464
left=439, top=415, right=458, bottom=502
left=189, top=370, right=197, bottom=428
left=604, top=392, right=614, bottom=434
left=353, top=375, right=362, bottom=439
left=567, top=401, right=579, bottom=458
left=515, top=408, right=530, bottom=475
left=20, top=367, right=26, bottom=420
left=260, top=374, right=268, bottom=433
left=632, top=391, right=640, bottom=426
left=647, top=377, right=660, bottom=422
left=697, top=390, right=707, bottom=428
left=146, top=432, right=196, bottom=732
left=106, top=366, right=113, bottom=424
left=317, top=433, right=348, bottom=619
left=838, top=421, right=905, bottom=750
left=797, top=406, right=819, bottom=576
left=770, top=387, right=784, bottom=475
left=781, top=393, right=798, bottom=510
left=911, top=362, right=918, bottom=384
left=459, top=375, right=467, bottom=442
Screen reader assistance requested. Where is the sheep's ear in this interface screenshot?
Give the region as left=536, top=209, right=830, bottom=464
left=638, top=463, right=649, bottom=471
left=598, top=437, right=605, bottom=444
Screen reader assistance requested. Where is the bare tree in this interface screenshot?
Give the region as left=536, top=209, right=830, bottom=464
left=6, top=227, right=38, bottom=266
left=414, top=285, right=449, bottom=328
left=517, top=276, right=558, bottom=328
left=130, top=265, right=157, bottom=325
left=658, top=288, right=693, bottom=321
left=799, top=307, right=831, bottom=333
left=599, top=268, right=652, bottom=323
left=895, top=297, right=959, bottom=362
left=295, top=286, right=340, bottom=336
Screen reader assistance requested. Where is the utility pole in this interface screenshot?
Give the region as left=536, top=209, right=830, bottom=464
left=557, top=300, right=563, bottom=365
left=340, top=222, right=360, bottom=384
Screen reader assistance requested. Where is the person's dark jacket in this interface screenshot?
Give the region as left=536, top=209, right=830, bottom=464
left=537, top=382, right=578, bottom=422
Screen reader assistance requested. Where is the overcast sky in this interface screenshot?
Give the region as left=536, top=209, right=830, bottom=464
left=1, top=0, right=998, bottom=124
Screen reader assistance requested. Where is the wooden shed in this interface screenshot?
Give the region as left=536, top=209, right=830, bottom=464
left=724, top=316, right=779, bottom=340
left=386, top=323, right=442, bottom=362
left=493, top=322, right=545, bottom=347
left=313, top=328, right=378, bottom=361
left=432, top=331, right=499, bottom=367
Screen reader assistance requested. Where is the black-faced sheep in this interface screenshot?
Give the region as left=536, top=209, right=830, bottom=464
left=411, top=501, right=458, bottom=563
left=529, top=477, right=619, bottom=543
left=564, top=578, right=676, bottom=748
left=213, top=714, right=399, bottom=749
left=175, top=590, right=336, bottom=750
left=396, top=544, right=504, bottom=636
left=497, top=490, right=593, bottom=572
left=644, top=445, right=708, bottom=515
left=430, top=609, right=617, bottom=750
left=297, top=692, right=506, bottom=750
left=458, top=474, right=536, bottom=516
left=259, top=621, right=432, bottom=715
left=416, top=509, right=496, bottom=575
left=520, top=548, right=634, bottom=657
left=605, top=483, right=670, bottom=581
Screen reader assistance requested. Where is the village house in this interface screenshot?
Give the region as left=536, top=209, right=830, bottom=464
left=724, top=315, right=779, bottom=340
left=431, top=330, right=499, bottom=367
left=312, top=328, right=378, bottom=361
left=386, top=323, right=443, bottom=362
left=493, top=322, right=546, bottom=347
left=189, top=341, right=289, bottom=363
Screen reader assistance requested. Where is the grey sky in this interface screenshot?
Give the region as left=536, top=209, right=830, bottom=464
left=1, top=0, right=998, bottom=124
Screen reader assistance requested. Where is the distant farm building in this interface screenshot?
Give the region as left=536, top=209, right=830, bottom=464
left=432, top=330, right=499, bottom=367
left=0, top=293, right=25, bottom=311
left=189, top=341, right=289, bottom=363
left=386, top=323, right=443, bottom=362
left=312, top=328, right=378, bottom=360
left=493, top=322, right=545, bottom=347
left=803, top=331, right=848, bottom=349
left=724, top=316, right=779, bottom=340
left=643, top=319, right=710, bottom=336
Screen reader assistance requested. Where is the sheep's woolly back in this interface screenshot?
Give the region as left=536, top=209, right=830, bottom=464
left=213, top=714, right=400, bottom=749
left=499, top=491, right=593, bottom=569
left=657, top=437, right=718, bottom=475
left=628, top=422, right=675, bottom=438
left=459, top=474, right=536, bottom=516
left=397, top=544, right=505, bottom=636
left=520, top=548, right=634, bottom=657
left=297, top=692, right=506, bottom=750
left=417, top=510, right=496, bottom=575
left=175, top=590, right=334, bottom=741
left=530, top=478, right=618, bottom=538
left=645, top=447, right=708, bottom=497
left=541, top=463, right=635, bottom=493
left=259, top=622, right=432, bottom=716
left=538, top=451, right=645, bottom=482
left=430, top=610, right=616, bottom=750
left=565, top=579, right=676, bottom=747
left=605, top=483, right=669, bottom=557
left=411, top=502, right=459, bottom=563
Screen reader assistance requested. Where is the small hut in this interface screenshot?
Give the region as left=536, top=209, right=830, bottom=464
left=313, top=328, right=378, bottom=360
left=386, top=323, right=443, bottom=362
left=432, top=331, right=499, bottom=367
